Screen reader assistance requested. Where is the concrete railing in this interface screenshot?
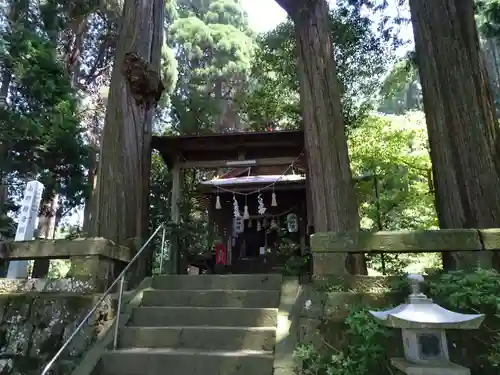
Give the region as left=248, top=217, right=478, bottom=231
left=310, top=229, right=500, bottom=275
left=0, top=238, right=131, bottom=290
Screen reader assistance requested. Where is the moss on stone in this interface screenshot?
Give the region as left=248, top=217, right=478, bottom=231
left=0, top=292, right=114, bottom=375
left=311, top=229, right=483, bottom=253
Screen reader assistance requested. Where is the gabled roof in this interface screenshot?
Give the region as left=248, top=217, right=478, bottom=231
left=152, top=129, right=304, bottom=169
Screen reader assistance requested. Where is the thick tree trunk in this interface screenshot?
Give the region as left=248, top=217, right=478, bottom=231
left=91, top=0, right=164, bottom=284
left=409, top=0, right=500, bottom=269
left=278, top=0, right=366, bottom=274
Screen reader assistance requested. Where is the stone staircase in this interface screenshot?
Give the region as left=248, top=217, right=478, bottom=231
left=93, top=274, right=282, bottom=375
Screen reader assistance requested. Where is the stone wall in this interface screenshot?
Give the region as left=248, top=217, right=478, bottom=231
left=0, top=280, right=114, bottom=375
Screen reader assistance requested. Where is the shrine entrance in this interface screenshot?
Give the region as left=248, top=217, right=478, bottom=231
left=151, top=130, right=310, bottom=274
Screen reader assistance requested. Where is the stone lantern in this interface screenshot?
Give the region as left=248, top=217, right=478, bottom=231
left=369, top=274, right=485, bottom=375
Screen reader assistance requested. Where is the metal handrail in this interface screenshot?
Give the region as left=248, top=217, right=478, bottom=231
left=41, top=224, right=166, bottom=375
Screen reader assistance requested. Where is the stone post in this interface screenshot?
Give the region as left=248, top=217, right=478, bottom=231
left=7, top=180, right=44, bottom=278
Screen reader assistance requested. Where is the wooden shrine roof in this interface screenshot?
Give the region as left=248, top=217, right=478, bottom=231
left=151, top=130, right=305, bottom=169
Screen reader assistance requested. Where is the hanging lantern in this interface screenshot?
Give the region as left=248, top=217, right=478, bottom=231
left=243, top=205, right=250, bottom=219
left=215, top=194, right=221, bottom=210
left=287, top=213, right=298, bottom=233
left=243, top=196, right=250, bottom=219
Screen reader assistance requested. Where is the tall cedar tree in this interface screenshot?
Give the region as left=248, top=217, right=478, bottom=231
left=275, top=0, right=366, bottom=274
left=409, top=0, right=500, bottom=269
left=91, top=0, right=164, bottom=283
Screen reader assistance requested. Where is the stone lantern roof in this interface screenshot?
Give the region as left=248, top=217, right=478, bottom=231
left=369, top=274, right=485, bottom=330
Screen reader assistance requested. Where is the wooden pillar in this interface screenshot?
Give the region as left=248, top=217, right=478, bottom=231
left=170, top=161, right=182, bottom=274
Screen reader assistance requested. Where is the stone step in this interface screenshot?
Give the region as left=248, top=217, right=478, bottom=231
left=141, top=289, right=281, bottom=308
left=129, top=306, right=278, bottom=327
left=151, top=274, right=282, bottom=291
left=97, top=348, right=274, bottom=375
left=119, top=326, right=276, bottom=351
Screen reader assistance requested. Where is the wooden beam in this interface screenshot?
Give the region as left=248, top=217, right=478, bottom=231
left=178, top=156, right=300, bottom=169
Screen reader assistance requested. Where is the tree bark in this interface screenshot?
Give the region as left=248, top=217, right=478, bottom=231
left=409, top=0, right=500, bottom=269
left=91, top=0, right=164, bottom=284
left=278, top=0, right=366, bottom=274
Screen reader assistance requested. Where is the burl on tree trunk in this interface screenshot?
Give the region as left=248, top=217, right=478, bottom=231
left=276, top=0, right=366, bottom=274
left=410, top=0, right=500, bottom=269
left=91, top=0, right=165, bottom=284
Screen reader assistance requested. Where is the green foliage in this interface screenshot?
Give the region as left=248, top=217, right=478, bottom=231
left=275, top=230, right=308, bottom=276
left=149, top=151, right=172, bottom=229
left=380, top=59, right=416, bottom=99
left=149, top=150, right=218, bottom=272
left=167, top=0, right=255, bottom=133
left=239, top=22, right=300, bottom=130
left=0, top=214, right=16, bottom=239
left=380, top=1, right=500, bottom=116
left=377, top=56, right=422, bottom=114
left=429, top=269, right=500, bottom=368
left=429, top=269, right=500, bottom=313
left=294, top=306, right=390, bottom=375
left=349, top=113, right=438, bottom=273
left=178, top=169, right=219, bottom=255
left=476, top=0, right=500, bottom=39
left=350, top=113, right=436, bottom=231
left=243, top=3, right=392, bottom=130
left=0, top=0, right=90, bottom=224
